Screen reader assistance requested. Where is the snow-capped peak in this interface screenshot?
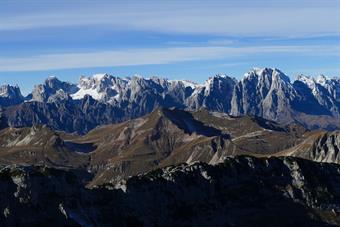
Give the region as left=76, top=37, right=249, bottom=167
left=297, top=74, right=332, bottom=89
left=297, top=74, right=333, bottom=87
left=182, top=80, right=199, bottom=89
left=46, top=75, right=57, bottom=80
left=244, top=68, right=288, bottom=81
left=93, top=73, right=109, bottom=81
left=297, top=75, right=316, bottom=89
left=215, top=74, right=229, bottom=78
left=72, top=74, right=109, bottom=100
left=0, top=85, right=12, bottom=97
left=205, top=74, right=231, bottom=84
left=72, top=73, right=129, bottom=102
left=0, top=84, right=22, bottom=99
left=316, top=75, right=328, bottom=85
left=244, top=67, right=271, bottom=79
left=252, top=67, right=266, bottom=75
left=169, top=80, right=199, bottom=89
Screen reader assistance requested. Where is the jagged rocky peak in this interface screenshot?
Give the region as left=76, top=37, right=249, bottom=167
left=295, top=74, right=327, bottom=95
left=296, top=74, right=316, bottom=88
left=130, top=75, right=171, bottom=90
left=296, top=73, right=339, bottom=90
left=73, top=74, right=130, bottom=101
left=73, top=73, right=200, bottom=104
left=185, top=74, right=236, bottom=112
left=295, top=74, right=331, bottom=92
left=0, top=84, right=24, bottom=107
left=45, top=76, right=62, bottom=89
left=129, top=75, right=154, bottom=88
left=78, top=73, right=113, bottom=88
left=169, top=79, right=199, bottom=89
left=31, top=76, right=78, bottom=102
left=316, top=74, right=328, bottom=85
left=316, top=75, right=340, bottom=102
left=244, top=67, right=290, bottom=84
left=204, top=74, right=236, bottom=89
left=47, top=89, right=71, bottom=103
left=0, top=84, right=23, bottom=99
left=240, top=67, right=294, bottom=102
left=149, top=76, right=168, bottom=87
left=294, top=74, right=340, bottom=115
left=231, top=67, right=295, bottom=121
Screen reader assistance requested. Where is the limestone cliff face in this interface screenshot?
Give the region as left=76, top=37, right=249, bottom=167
left=31, top=76, right=78, bottom=102
left=282, top=131, right=340, bottom=164
left=230, top=68, right=296, bottom=123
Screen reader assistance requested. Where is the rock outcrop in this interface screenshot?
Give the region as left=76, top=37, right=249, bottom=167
left=0, top=156, right=339, bottom=226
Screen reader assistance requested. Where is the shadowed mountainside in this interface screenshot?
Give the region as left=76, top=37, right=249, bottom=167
left=0, top=156, right=340, bottom=226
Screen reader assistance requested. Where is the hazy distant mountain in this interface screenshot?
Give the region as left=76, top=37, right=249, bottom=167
left=0, top=68, right=339, bottom=134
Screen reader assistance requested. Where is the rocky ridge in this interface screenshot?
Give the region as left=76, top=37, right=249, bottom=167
left=0, top=156, right=340, bottom=226
left=0, top=68, right=339, bottom=134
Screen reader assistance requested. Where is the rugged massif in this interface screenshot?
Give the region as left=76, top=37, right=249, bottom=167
left=0, top=68, right=339, bottom=134
left=0, top=68, right=340, bottom=226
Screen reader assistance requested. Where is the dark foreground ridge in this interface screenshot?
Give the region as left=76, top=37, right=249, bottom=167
left=0, top=156, right=340, bottom=226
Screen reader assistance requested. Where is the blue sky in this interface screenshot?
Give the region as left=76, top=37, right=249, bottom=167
left=0, top=0, right=339, bottom=94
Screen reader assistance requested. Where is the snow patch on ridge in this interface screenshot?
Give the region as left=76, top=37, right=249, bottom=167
left=297, top=75, right=316, bottom=90
left=169, top=80, right=199, bottom=89
left=71, top=74, right=111, bottom=100
left=71, top=87, right=104, bottom=100
left=93, top=74, right=108, bottom=81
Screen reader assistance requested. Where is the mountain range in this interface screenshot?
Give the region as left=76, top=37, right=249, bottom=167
left=0, top=105, right=339, bottom=225
left=1, top=68, right=339, bottom=134
left=1, top=68, right=340, bottom=226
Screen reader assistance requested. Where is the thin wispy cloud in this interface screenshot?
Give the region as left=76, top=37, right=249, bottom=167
left=207, top=39, right=236, bottom=46
left=0, top=0, right=339, bottom=89
left=0, top=2, right=339, bottom=37
left=0, top=45, right=338, bottom=72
